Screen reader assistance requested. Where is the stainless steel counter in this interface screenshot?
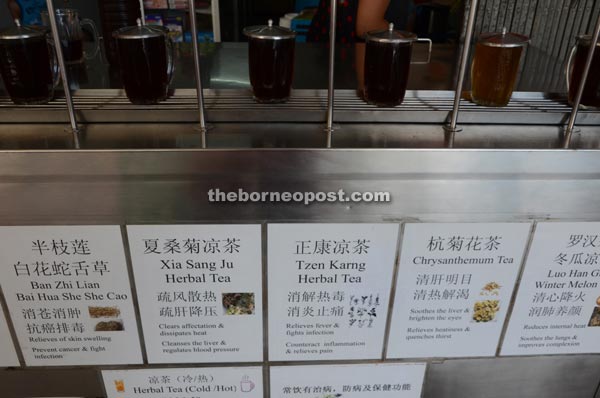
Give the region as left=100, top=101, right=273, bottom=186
left=1, top=148, right=600, bottom=398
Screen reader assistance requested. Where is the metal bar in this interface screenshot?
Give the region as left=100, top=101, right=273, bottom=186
left=563, top=13, right=600, bottom=149
left=120, top=225, right=150, bottom=364
left=212, top=0, right=221, bottom=42
left=188, top=0, right=208, bottom=148
left=495, top=221, right=537, bottom=355
left=325, top=0, right=338, bottom=147
left=479, top=0, right=489, bottom=34
left=45, top=0, right=80, bottom=149
left=0, top=286, right=25, bottom=366
left=138, top=0, right=146, bottom=24
left=382, top=223, right=405, bottom=360
left=446, top=0, right=479, bottom=146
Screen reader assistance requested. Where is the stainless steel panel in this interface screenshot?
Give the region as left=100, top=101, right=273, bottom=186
left=1, top=122, right=600, bottom=151
left=0, top=148, right=600, bottom=398
left=425, top=356, right=600, bottom=398
left=2, top=148, right=600, bottom=225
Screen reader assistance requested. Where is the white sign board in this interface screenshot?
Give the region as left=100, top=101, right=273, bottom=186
left=502, top=222, right=600, bottom=355
left=0, top=308, right=19, bottom=366
left=268, top=224, right=399, bottom=361
left=270, top=363, right=426, bottom=398
left=0, top=226, right=143, bottom=366
left=102, top=367, right=263, bottom=398
left=127, top=225, right=263, bottom=363
left=387, top=223, right=530, bottom=358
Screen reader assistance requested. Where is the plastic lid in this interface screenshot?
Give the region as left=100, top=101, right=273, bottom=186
left=365, top=23, right=417, bottom=43
left=243, top=19, right=296, bottom=40
left=113, top=19, right=167, bottom=39
left=0, top=19, right=47, bottom=40
left=478, top=28, right=529, bottom=47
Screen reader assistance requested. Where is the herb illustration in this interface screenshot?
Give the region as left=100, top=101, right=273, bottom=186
left=95, top=320, right=124, bottom=331
left=588, top=306, right=600, bottom=327
left=88, top=306, right=121, bottom=318
left=222, top=293, right=255, bottom=315
left=473, top=300, right=500, bottom=322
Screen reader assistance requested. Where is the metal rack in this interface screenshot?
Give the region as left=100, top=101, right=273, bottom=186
left=27, top=0, right=599, bottom=151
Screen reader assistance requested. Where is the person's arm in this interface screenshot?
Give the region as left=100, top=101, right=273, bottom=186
left=7, top=0, right=22, bottom=21
left=355, top=0, right=391, bottom=38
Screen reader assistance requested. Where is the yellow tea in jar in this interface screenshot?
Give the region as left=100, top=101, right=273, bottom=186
left=470, top=30, right=529, bottom=107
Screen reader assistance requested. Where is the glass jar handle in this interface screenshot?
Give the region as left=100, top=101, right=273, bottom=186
left=80, top=18, right=100, bottom=60
left=412, top=38, right=433, bottom=65
left=166, top=36, right=175, bottom=84
left=565, top=44, right=577, bottom=93
left=47, top=39, right=61, bottom=88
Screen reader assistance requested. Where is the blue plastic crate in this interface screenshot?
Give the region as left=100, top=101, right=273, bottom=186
left=291, top=17, right=312, bottom=42
left=295, top=0, right=319, bottom=12
left=291, top=19, right=311, bottom=33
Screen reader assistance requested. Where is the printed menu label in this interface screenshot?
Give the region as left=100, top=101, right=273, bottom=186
left=502, top=222, right=600, bottom=355
left=0, top=226, right=143, bottom=366
left=268, top=224, right=399, bottom=361
left=0, top=309, right=19, bottom=366
left=387, top=223, right=531, bottom=358
left=270, top=363, right=426, bottom=398
left=127, top=225, right=263, bottom=363
left=102, top=367, right=263, bottom=398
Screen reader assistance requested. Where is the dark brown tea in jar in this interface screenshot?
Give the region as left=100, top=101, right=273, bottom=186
left=568, top=39, right=600, bottom=108
left=248, top=37, right=295, bottom=103
left=0, top=36, right=54, bottom=105
left=116, top=36, right=169, bottom=104
left=244, top=20, right=296, bottom=103
left=62, top=39, right=84, bottom=63
left=114, top=23, right=173, bottom=105
left=363, top=24, right=418, bottom=107
left=364, top=41, right=412, bottom=107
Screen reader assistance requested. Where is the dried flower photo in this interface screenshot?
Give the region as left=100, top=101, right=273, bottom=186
left=88, top=306, right=121, bottom=318
left=480, top=282, right=501, bottom=296
left=588, top=306, right=600, bottom=327
left=222, top=293, right=255, bottom=315
left=472, top=300, right=500, bottom=322
left=95, top=320, right=124, bottom=331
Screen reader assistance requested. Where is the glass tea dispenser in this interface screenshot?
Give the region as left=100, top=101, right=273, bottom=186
left=243, top=20, right=296, bottom=104
left=567, top=34, right=600, bottom=109
left=364, top=23, right=429, bottom=107
left=0, top=20, right=58, bottom=105
left=113, top=20, right=174, bottom=105
left=471, top=29, right=529, bottom=107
